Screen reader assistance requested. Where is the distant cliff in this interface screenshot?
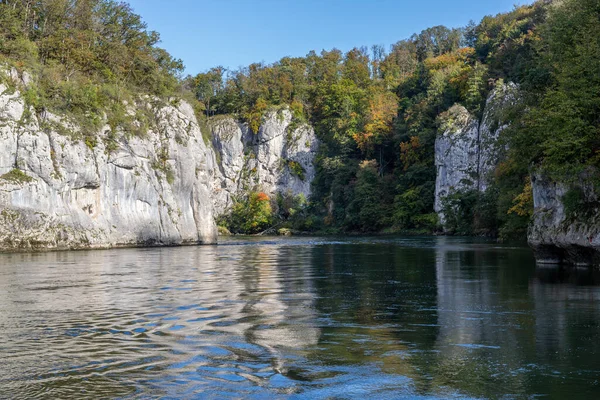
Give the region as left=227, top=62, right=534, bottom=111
left=209, top=109, right=318, bottom=216
left=434, top=82, right=518, bottom=226
left=433, top=81, right=600, bottom=267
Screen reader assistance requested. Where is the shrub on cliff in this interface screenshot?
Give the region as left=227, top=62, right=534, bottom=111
left=0, top=0, right=183, bottom=131
left=220, top=192, right=273, bottom=234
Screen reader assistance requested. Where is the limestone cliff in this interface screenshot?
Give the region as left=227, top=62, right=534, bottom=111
left=0, top=68, right=319, bottom=251
left=529, top=172, right=600, bottom=266
left=209, top=109, right=318, bottom=216
left=434, top=82, right=518, bottom=226
left=0, top=68, right=217, bottom=251
left=433, top=80, right=600, bottom=266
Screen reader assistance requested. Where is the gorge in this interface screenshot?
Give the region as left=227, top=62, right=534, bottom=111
left=1, top=68, right=598, bottom=267
left=2, top=0, right=600, bottom=398
left=1, top=0, right=599, bottom=267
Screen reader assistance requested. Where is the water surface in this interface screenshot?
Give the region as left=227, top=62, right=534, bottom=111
left=1, top=236, right=599, bottom=399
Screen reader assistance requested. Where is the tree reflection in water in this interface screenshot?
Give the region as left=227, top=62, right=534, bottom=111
left=0, top=237, right=599, bottom=398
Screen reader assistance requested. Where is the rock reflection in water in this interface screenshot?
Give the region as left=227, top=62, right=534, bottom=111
left=0, top=244, right=322, bottom=398
left=1, top=237, right=600, bottom=399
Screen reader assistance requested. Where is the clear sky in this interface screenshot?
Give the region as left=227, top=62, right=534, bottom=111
left=126, top=0, right=533, bottom=76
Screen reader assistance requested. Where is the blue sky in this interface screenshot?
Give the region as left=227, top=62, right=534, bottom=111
left=127, top=0, right=533, bottom=76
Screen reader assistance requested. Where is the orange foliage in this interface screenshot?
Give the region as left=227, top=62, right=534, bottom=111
left=353, top=91, right=398, bottom=154
left=352, top=131, right=374, bottom=153
left=424, top=47, right=475, bottom=71
left=256, top=192, right=270, bottom=202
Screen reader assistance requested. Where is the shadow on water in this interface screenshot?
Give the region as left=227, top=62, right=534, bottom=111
left=0, top=236, right=599, bottom=399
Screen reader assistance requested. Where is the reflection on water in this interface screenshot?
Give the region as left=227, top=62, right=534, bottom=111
left=0, top=237, right=599, bottom=399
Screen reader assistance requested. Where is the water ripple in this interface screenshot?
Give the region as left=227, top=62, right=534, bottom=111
left=0, top=236, right=599, bottom=399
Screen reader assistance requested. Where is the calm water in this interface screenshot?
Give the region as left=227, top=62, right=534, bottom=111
left=1, top=236, right=599, bottom=399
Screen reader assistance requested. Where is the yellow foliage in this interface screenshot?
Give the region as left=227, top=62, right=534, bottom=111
left=508, top=178, right=533, bottom=217
left=246, top=97, right=268, bottom=134
left=359, top=159, right=379, bottom=171
left=290, top=100, right=304, bottom=118
left=353, top=91, right=398, bottom=154
left=424, top=47, right=475, bottom=71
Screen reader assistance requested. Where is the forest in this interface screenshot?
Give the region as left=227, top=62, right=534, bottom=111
left=1, top=0, right=599, bottom=239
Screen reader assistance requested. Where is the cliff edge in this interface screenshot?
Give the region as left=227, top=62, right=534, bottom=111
left=0, top=68, right=217, bottom=251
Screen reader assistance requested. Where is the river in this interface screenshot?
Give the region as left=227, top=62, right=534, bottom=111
left=0, top=236, right=599, bottom=399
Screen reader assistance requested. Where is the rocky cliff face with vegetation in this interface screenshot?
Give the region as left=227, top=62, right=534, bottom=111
left=434, top=82, right=518, bottom=227
left=1, top=0, right=599, bottom=264
left=433, top=79, right=600, bottom=266
left=209, top=109, right=318, bottom=216
left=0, top=68, right=319, bottom=250
left=529, top=173, right=600, bottom=266
left=0, top=68, right=218, bottom=250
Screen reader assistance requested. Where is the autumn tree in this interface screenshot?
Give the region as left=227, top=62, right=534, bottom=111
left=353, top=90, right=398, bottom=162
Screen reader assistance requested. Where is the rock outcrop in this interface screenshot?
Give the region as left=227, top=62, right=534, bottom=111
left=0, top=68, right=320, bottom=252
left=529, top=172, right=600, bottom=266
left=209, top=109, right=318, bottom=216
left=0, top=69, right=217, bottom=251
left=434, top=82, right=518, bottom=225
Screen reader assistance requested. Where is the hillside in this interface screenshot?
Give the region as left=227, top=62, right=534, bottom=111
left=193, top=0, right=600, bottom=248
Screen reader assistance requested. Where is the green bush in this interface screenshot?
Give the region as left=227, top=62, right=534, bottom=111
left=220, top=191, right=273, bottom=234
left=413, top=213, right=439, bottom=232
left=288, top=160, right=305, bottom=180
left=0, top=168, right=33, bottom=184
left=217, top=225, right=232, bottom=236
left=441, top=190, right=478, bottom=235
left=561, top=186, right=600, bottom=221
left=275, top=191, right=307, bottom=219
left=394, top=187, right=429, bottom=229
left=278, top=228, right=293, bottom=236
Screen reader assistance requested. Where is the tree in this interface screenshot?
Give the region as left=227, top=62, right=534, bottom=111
left=224, top=192, right=273, bottom=234
left=353, top=90, right=398, bottom=161
left=194, top=67, right=224, bottom=117
left=381, top=40, right=418, bottom=88
left=513, top=0, right=600, bottom=175
left=411, top=26, right=463, bottom=61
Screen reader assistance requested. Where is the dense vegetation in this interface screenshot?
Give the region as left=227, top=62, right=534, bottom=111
left=1, top=0, right=598, bottom=239
left=196, top=1, right=557, bottom=238
left=0, top=0, right=183, bottom=136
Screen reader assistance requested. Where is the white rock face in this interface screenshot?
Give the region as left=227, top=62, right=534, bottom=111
left=434, top=82, right=518, bottom=225
left=0, top=68, right=320, bottom=251
left=434, top=104, right=480, bottom=223
left=478, top=82, right=518, bottom=191
left=0, top=77, right=217, bottom=251
left=209, top=109, right=318, bottom=216
left=529, top=172, right=600, bottom=266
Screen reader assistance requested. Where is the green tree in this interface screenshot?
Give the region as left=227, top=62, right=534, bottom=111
left=511, top=0, right=600, bottom=176
left=223, top=192, right=273, bottom=234
left=194, top=67, right=223, bottom=117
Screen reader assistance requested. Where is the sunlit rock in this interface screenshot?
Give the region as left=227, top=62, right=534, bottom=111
left=434, top=82, right=518, bottom=226
left=209, top=108, right=319, bottom=216
left=0, top=80, right=217, bottom=250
